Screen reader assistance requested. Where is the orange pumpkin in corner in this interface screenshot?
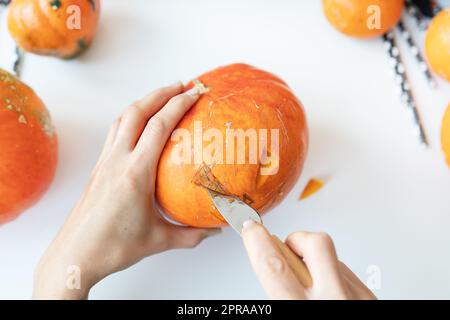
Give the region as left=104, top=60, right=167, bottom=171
left=322, top=0, right=404, bottom=38
left=156, top=64, right=308, bottom=228
left=8, top=0, right=101, bottom=59
left=0, top=69, right=58, bottom=225
left=425, top=9, right=450, bottom=82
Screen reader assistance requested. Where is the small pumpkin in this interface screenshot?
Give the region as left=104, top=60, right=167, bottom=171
left=322, top=0, right=404, bottom=39
left=156, top=64, right=308, bottom=228
left=425, top=9, right=450, bottom=82
left=0, top=69, right=58, bottom=224
left=8, top=0, right=101, bottom=59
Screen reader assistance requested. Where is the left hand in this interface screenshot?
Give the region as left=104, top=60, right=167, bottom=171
left=33, top=82, right=221, bottom=299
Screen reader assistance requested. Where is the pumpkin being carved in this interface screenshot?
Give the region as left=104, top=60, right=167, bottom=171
left=156, top=64, right=308, bottom=228
left=8, top=0, right=101, bottom=59
left=0, top=69, right=58, bottom=224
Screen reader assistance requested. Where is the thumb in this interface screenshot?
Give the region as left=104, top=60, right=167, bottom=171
left=241, top=220, right=306, bottom=300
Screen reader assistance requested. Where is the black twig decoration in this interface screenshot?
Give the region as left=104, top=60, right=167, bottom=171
left=397, top=19, right=436, bottom=88
left=406, top=0, right=430, bottom=29
left=383, top=31, right=429, bottom=147
left=13, top=46, right=23, bottom=77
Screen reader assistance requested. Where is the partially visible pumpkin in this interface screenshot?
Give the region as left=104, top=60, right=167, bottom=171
left=156, top=64, right=308, bottom=228
left=425, top=9, right=450, bottom=82
left=0, top=69, right=58, bottom=224
left=8, top=0, right=101, bottom=59
left=322, top=0, right=404, bottom=39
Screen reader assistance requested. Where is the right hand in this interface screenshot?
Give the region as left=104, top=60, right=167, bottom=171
left=241, top=220, right=376, bottom=300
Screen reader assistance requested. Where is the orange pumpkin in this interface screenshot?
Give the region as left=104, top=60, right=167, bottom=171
left=0, top=69, right=58, bottom=224
left=425, top=9, right=450, bottom=82
left=156, top=64, right=308, bottom=228
left=322, top=0, right=404, bottom=38
left=8, top=0, right=101, bottom=59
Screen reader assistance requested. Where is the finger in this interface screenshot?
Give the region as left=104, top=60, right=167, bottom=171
left=134, top=86, right=201, bottom=168
left=241, top=220, right=306, bottom=300
left=163, top=223, right=222, bottom=249
left=114, top=81, right=184, bottom=151
left=285, top=232, right=344, bottom=290
left=338, top=262, right=377, bottom=300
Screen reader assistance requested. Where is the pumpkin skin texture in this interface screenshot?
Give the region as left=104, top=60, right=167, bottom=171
left=425, top=9, right=450, bottom=82
left=156, top=64, right=308, bottom=228
left=0, top=69, right=58, bottom=224
left=322, top=0, right=404, bottom=39
left=8, top=0, right=101, bottom=59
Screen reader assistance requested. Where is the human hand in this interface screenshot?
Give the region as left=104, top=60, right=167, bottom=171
left=242, top=221, right=376, bottom=300
left=33, top=82, right=221, bottom=299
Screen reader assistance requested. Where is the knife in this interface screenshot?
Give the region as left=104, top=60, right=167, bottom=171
left=208, top=189, right=313, bottom=288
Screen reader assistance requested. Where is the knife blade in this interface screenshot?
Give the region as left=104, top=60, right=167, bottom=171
left=207, top=190, right=262, bottom=234
left=208, top=189, right=313, bottom=288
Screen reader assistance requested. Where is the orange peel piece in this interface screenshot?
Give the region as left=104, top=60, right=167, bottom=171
left=442, top=103, right=450, bottom=167
left=300, top=178, right=325, bottom=200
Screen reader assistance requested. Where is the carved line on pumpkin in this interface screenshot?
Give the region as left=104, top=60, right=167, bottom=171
left=192, top=162, right=230, bottom=196
left=192, top=162, right=260, bottom=223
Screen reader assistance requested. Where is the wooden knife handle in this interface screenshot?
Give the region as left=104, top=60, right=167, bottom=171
left=271, top=235, right=313, bottom=288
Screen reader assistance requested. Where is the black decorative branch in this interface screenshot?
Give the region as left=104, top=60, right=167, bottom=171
left=397, top=19, right=436, bottom=88
left=406, top=0, right=430, bottom=29
left=13, top=47, right=24, bottom=78
left=383, top=31, right=429, bottom=147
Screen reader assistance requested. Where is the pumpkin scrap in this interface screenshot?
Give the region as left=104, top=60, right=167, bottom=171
left=300, top=178, right=325, bottom=200
left=442, top=103, right=450, bottom=167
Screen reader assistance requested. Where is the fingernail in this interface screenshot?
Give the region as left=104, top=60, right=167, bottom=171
left=242, top=219, right=258, bottom=231
left=185, top=86, right=201, bottom=97
left=169, top=80, right=183, bottom=88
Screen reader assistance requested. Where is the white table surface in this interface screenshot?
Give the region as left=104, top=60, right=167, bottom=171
left=0, top=0, right=449, bottom=299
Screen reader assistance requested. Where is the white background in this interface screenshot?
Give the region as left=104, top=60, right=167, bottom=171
left=0, top=0, right=449, bottom=299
